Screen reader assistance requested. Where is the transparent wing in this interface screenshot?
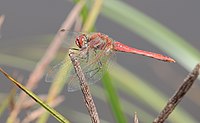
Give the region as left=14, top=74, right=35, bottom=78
left=45, top=58, right=73, bottom=83
left=67, top=44, right=115, bottom=92
left=45, top=31, right=81, bottom=85
left=60, top=31, right=79, bottom=48
left=45, top=30, right=79, bottom=83
left=45, top=61, right=64, bottom=82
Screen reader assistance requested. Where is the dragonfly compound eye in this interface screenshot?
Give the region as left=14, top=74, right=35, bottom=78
left=75, top=36, right=83, bottom=48
left=75, top=34, right=88, bottom=48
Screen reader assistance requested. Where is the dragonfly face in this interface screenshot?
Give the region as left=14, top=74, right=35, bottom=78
left=75, top=33, right=88, bottom=49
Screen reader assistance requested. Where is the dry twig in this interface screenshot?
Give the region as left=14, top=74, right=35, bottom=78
left=153, top=63, right=200, bottom=123
left=69, top=49, right=100, bottom=123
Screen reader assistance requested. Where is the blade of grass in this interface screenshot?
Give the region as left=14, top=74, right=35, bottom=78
left=0, top=88, right=16, bottom=118
left=102, top=72, right=127, bottom=123
left=0, top=68, right=70, bottom=123
left=0, top=53, right=36, bottom=71
left=101, top=0, right=200, bottom=72
left=82, top=0, right=103, bottom=32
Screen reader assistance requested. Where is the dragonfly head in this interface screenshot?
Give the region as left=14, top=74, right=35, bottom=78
left=75, top=34, right=88, bottom=48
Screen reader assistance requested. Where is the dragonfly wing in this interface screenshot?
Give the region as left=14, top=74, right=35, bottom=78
left=66, top=54, right=90, bottom=92
left=67, top=49, right=114, bottom=92
left=67, top=75, right=81, bottom=92
left=86, top=48, right=115, bottom=79
left=45, top=59, right=73, bottom=83
left=84, top=36, right=115, bottom=84
left=84, top=50, right=113, bottom=83
left=66, top=53, right=92, bottom=92
left=46, top=60, right=65, bottom=82
left=46, top=57, right=82, bottom=92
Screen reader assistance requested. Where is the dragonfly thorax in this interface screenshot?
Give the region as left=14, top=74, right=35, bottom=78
left=75, top=34, right=88, bottom=49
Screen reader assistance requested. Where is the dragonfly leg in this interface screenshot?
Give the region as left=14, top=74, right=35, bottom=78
left=69, top=47, right=80, bottom=51
left=79, top=49, right=90, bottom=63
left=69, top=47, right=90, bottom=61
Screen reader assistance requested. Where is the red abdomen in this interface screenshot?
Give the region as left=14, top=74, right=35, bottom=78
left=113, top=41, right=175, bottom=62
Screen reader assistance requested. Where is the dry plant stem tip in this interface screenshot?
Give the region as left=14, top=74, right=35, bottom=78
left=153, top=63, right=200, bottom=123
left=69, top=49, right=100, bottom=123
left=134, top=112, right=139, bottom=123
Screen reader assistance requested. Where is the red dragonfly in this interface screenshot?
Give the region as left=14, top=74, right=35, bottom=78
left=46, top=32, right=175, bottom=92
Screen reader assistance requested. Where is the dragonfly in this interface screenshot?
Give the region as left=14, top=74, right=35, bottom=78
left=46, top=32, right=175, bottom=92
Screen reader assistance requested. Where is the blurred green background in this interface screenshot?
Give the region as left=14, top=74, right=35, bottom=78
left=0, top=0, right=200, bottom=123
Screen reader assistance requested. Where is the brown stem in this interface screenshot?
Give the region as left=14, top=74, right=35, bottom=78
left=69, top=49, right=100, bottom=123
left=153, top=63, right=200, bottom=123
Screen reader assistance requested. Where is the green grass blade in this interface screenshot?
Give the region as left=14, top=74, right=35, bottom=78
left=101, top=0, right=200, bottom=72
left=82, top=0, right=103, bottom=32
left=0, top=53, right=35, bottom=71
left=0, top=89, right=15, bottom=118
left=0, top=96, right=9, bottom=118
left=0, top=68, right=70, bottom=123
left=102, top=72, right=128, bottom=123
